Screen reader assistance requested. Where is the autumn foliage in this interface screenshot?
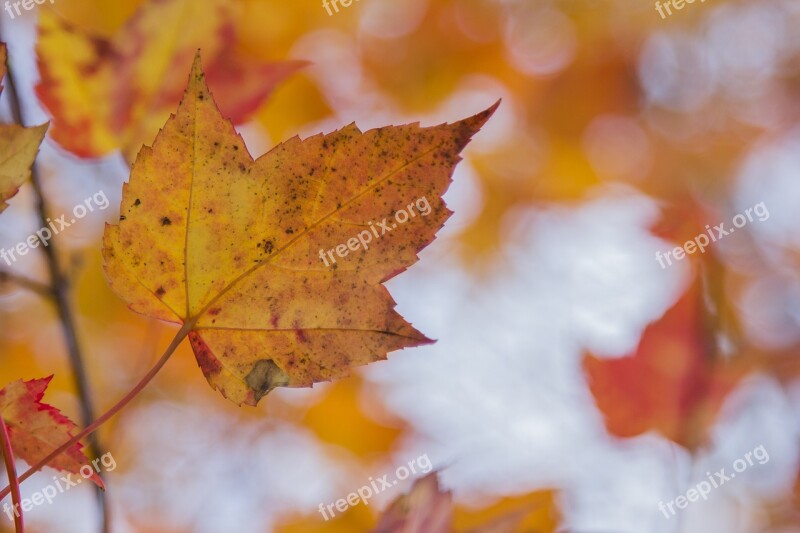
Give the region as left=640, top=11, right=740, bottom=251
left=0, top=0, right=798, bottom=532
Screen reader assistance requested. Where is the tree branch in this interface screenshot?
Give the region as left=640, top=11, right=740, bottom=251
left=2, top=43, right=108, bottom=533
left=0, top=270, right=52, bottom=299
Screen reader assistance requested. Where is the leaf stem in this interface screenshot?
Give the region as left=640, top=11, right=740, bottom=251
left=0, top=417, right=24, bottom=533
left=2, top=42, right=109, bottom=531
left=0, top=321, right=193, bottom=502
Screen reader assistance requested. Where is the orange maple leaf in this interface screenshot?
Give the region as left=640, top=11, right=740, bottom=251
left=102, top=53, right=497, bottom=406
left=0, top=377, right=103, bottom=488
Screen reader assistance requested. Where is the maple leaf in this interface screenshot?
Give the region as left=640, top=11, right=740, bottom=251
left=35, top=0, right=305, bottom=162
left=374, top=473, right=547, bottom=533
left=102, top=53, right=497, bottom=406
left=0, top=377, right=103, bottom=488
left=0, top=42, right=47, bottom=215
left=374, top=473, right=453, bottom=533
left=583, top=279, right=747, bottom=450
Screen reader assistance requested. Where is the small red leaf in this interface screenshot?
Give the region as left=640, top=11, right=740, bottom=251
left=0, top=377, right=104, bottom=489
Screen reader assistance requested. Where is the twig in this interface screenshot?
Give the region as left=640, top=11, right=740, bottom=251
left=0, top=417, right=23, bottom=533
left=0, top=270, right=52, bottom=298
left=0, top=321, right=193, bottom=502
left=2, top=43, right=108, bottom=532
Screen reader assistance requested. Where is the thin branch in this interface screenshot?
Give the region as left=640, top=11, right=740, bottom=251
left=0, top=321, right=193, bottom=502
left=0, top=270, right=52, bottom=298
left=2, top=44, right=108, bottom=532
left=0, top=417, right=24, bottom=533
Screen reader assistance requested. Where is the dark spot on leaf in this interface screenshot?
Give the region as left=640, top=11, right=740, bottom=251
left=161, top=217, right=172, bottom=226
left=155, top=286, right=166, bottom=297
left=245, top=359, right=290, bottom=402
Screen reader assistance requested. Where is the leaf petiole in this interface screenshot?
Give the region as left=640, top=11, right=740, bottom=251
left=0, top=320, right=195, bottom=502
left=0, top=416, right=24, bottom=532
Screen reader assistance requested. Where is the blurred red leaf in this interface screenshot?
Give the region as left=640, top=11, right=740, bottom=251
left=583, top=278, right=747, bottom=450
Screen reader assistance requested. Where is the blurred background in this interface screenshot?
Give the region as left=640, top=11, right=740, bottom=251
left=0, top=0, right=799, bottom=531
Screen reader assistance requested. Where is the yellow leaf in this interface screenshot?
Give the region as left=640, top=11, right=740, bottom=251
left=49, top=0, right=142, bottom=37
left=0, top=42, right=47, bottom=215
left=0, top=123, right=47, bottom=214
left=36, top=0, right=303, bottom=161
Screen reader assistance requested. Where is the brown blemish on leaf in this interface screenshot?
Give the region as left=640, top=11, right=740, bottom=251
left=245, top=359, right=290, bottom=402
